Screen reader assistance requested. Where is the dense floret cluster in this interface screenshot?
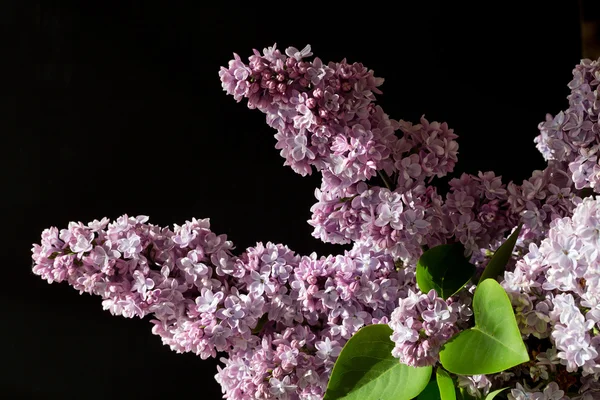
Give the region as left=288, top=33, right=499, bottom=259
left=32, top=45, right=600, bottom=399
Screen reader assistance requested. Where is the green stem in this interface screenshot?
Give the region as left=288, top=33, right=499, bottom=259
left=378, top=170, right=393, bottom=190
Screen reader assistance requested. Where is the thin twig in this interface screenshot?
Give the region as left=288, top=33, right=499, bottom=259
left=378, top=170, right=393, bottom=190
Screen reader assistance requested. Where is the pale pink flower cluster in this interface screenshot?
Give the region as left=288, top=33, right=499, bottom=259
left=535, top=58, right=600, bottom=192
left=30, top=46, right=600, bottom=399
left=32, top=215, right=409, bottom=398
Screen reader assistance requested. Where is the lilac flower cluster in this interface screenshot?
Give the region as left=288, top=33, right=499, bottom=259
left=535, top=58, right=600, bottom=191
left=309, top=181, right=443, bottom=263
left=550, top=294, right=599, bottom=374
left=533, top=197, right=600, bottom=373
left=507, top=161, right=578, bottom=245
left=220, top=45, right=461, bottom=200
left=443, top=171, right=515, bottom=253
left=310, top=170, right=521, bottom=264
left=388, top=289, right=458, bottom=367
left=457, top=374, right=492, bottom=399
left=212, top=241, right=416, bottom=399
left=391, top=116, right=459, bottom=191
left=31, top=45, right=600, bottom=399
left=309, top=153, right=578, bottom=283
left=500, top=196, right=600, bottom=396
left=508, top=382, right=566, bottom=400
left=32, top=215, right=248, bottom=357
left=219, top=44, right=399, bottom=193
left=32, top=216, right=409, bottom=399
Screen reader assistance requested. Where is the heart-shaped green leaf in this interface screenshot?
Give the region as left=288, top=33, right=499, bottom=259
left=436, top=369, right=456, bottom=400
left=478, top=223, right=523, bottom=284
left=324, top=324, right=432, bottom=400
left=416, top=243, right=476, bottom=299
left=439, top=279, right=529, bottom=375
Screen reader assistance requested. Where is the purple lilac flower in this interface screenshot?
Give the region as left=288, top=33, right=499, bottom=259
left=308, top=169, right=543, bottom=283
left=549, top=293, right=599, bottom=374
left=32, top=215, right=404, bottom=399
left=506, top=290, right=553, bottom=339
left=211, top=241, right=406, bottom=399
left=499, top=196, right=600, bottom=381
left=310, top=161, right=569, bottom=267
left=392, top=116, right=459, bottom=190
left=578, top=376, right=600, bottom=400
left=508, top=382, right=566, bottom=400
left=506, top=161, right=578, bottom=245
left=457, top=374, right=492, bottom=399
left=539, top=197, right=600, bottom=306
left=388, top=289, right=459, bottom=367
left=534, top=58, right=600, bottom=191
left=309, top=180, right=444, bottom=263
left=219, top=44, right=400, bottom=194
left=32, top=49, right=600, bottom=400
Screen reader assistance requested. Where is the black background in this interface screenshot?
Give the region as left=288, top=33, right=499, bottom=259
left=6, top=1, right=586, bottom=399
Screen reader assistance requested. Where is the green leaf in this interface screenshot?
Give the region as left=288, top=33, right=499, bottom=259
left=478, top=223, right=523, bottom=283
left=416, top=243, right=476, bottom=299
left=324, top=324, right=432, bottom=400
left=485, top=388, right=508, bottom=400
left=417, top=380, right=442, bottom=400
left=456, top=387, right=477, bottom=400
left=439, top=279, right=529, bottom=375
left=436, top=369, right=456, bottom=400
